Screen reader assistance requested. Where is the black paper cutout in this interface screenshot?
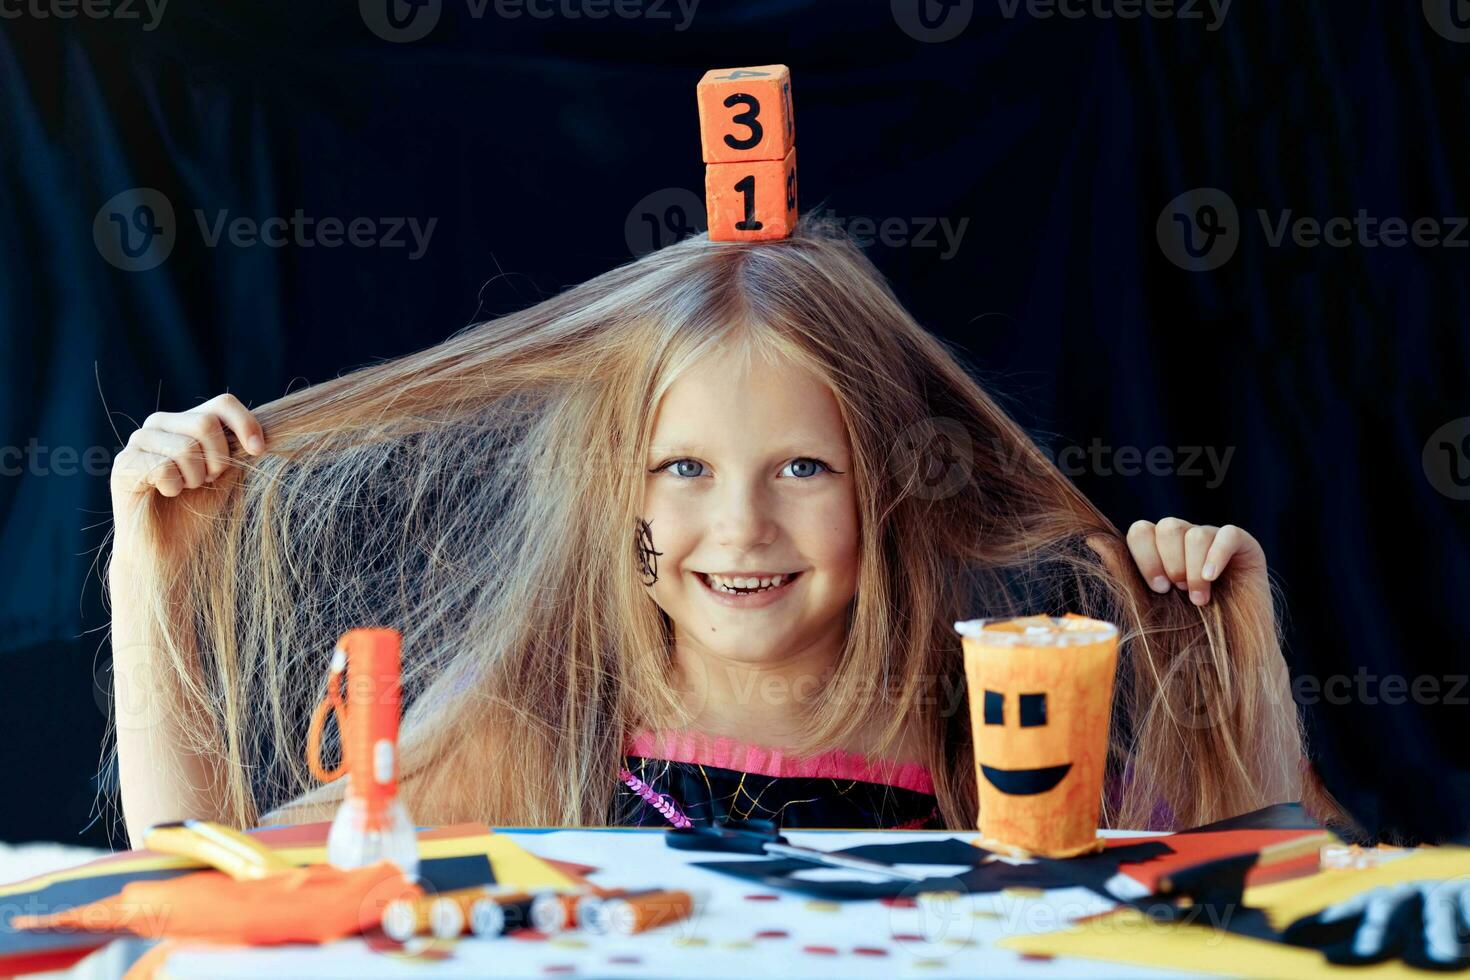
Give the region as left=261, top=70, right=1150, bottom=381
left=981, top=762, right=1072, bottom=796
left=983, top=689, right=1003, bottom=725
left=689, top=837, right=1172, bottom=900
left=1019, top=692, right=1047, bottom=727
left=1283, top=889, right=1470, bottom=970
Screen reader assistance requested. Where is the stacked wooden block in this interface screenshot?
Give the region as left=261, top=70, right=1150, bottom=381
left=696, top=64, right=798, bottom=241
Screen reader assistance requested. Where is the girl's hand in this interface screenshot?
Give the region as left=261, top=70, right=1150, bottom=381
left=110, top=392, right=266, bottom=508
left=1125, top=517, right=1268, bottom=607
left=110, top=393, right=266, bottom=562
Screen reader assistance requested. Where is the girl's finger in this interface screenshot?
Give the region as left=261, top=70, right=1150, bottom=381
left=1200, top=523, right=1250, bottom=583
left=1184, top=524, right=1219, bottom=606
left=169, top=411, right=232, bottom=480
left=205, top=392, right=266, bottom=455
left=1125, top=520, right=1171, bottom=593
left=131, top=449, right=185, bottom=498
left=131, top=428, right=209, bottom=490
left=1153, top=516, right=1190, bottom=590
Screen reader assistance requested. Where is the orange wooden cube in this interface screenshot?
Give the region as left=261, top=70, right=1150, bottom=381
left=705, top=146, right=797, bottom=241
left=696, top=64, right=794, bottom=165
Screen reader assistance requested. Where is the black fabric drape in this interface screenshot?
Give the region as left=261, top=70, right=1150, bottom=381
left=1, top=2, right=1464, bottom=846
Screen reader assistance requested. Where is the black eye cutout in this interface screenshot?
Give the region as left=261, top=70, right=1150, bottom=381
left=983, top=689, right=1004, bottom=725
left=1019, top=692, right=1047, bottom=727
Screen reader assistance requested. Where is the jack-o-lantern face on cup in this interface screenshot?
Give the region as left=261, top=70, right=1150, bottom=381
left=954, top=614, right=1119, bottom=858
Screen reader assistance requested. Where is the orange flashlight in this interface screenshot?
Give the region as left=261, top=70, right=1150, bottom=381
left=307, top=627, right=420, bottom=880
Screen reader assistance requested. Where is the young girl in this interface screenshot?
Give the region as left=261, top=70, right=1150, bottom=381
left=107, top=213, right=1310, bottom=845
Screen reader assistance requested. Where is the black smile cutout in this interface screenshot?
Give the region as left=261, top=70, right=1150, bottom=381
left=980, top=763, right=1073, bottom=796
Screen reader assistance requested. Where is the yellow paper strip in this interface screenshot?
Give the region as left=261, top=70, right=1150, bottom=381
left=0, top=832, right=574, bottom=897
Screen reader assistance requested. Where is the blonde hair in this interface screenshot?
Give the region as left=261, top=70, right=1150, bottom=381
left=104, top=212, right=1307, bottom=835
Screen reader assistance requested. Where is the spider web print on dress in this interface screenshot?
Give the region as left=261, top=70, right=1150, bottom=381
left=615, top=755, right=944, bottom=829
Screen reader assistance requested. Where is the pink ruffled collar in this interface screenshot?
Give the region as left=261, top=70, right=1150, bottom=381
left=624, top=728, right=935, bottom=796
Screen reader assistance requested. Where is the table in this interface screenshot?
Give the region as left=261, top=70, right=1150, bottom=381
left=145, top=827, right=1208, bottom=980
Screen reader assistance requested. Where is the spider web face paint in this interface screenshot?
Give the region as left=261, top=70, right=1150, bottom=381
left=635, top=517, right=664, bottom=586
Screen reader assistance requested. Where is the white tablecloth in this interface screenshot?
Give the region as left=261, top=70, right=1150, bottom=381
left=134, top=827, right=1204, bottom=980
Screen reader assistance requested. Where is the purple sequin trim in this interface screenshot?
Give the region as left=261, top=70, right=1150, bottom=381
left=618, top=766, right=693, bottom=829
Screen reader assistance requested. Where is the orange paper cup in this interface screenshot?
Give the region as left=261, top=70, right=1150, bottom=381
left=955, top=613, right=1119, bottom=858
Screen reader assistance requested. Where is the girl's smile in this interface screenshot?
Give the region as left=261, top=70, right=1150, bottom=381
left=693, top=568, right=805, bottom=608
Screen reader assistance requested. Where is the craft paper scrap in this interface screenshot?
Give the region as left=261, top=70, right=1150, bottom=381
left=999, top=845, right=1470, bottom=978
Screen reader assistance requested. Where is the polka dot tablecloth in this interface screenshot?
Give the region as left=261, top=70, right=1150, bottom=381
left=152, top=828, right=1207, bottom=979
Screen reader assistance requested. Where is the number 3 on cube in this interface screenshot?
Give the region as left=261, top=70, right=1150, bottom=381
left=697, top=64, right=798, bottom=241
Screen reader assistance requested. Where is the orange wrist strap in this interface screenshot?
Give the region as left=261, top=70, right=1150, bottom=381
left=307, top=650, right=347, bottom=783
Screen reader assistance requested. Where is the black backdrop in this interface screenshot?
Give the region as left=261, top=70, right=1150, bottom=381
left=1, top=1, right=1465, bottom=848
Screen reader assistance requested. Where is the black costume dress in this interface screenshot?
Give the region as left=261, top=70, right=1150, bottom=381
left=611, top=728, right=944, bottom=830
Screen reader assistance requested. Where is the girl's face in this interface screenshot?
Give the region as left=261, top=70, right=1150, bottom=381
left=641, top=345, right=860, bottom=670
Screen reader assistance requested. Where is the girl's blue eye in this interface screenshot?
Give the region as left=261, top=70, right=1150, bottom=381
left=781, top=458, right=831, bottom=478
left=651, top=457, right=836, bottom=479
